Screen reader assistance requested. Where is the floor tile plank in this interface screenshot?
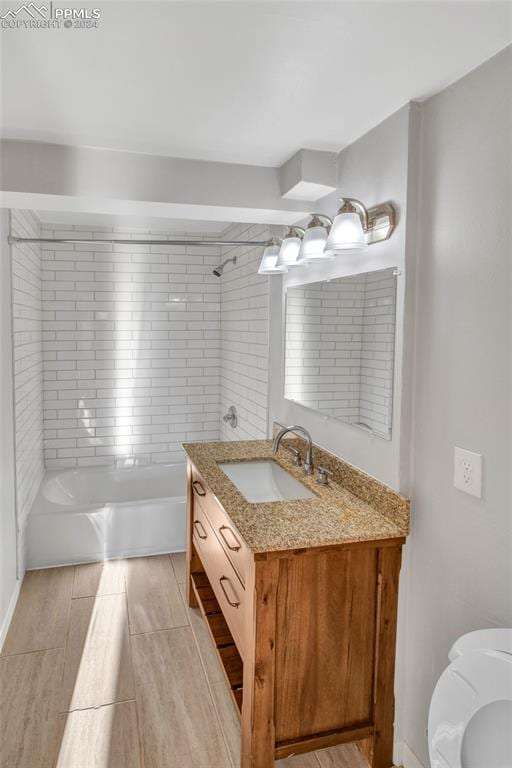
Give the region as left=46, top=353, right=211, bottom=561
left=55, top=701, right=141, bottom=768
left=61, top=594, right=134, bottom=712
left=132, top=627, right=231, bottom=768
left=3, top=557, right=371, bottom=768
left=1, top=567, right=73, bottom=656
left=126, top=555, right=188, bottom=635
left=279, top=756, right=321, bottom=767
left=177, top=581, right=225, bottom=684
left=73, top=560, right=127, bottom=598
left=209, top=681, right=241, bottom=767
left=186, top=603, right=225, bottom=682
left=0, top=649, right=63, bottom=768
left=315, top=742, right=368, bottom=767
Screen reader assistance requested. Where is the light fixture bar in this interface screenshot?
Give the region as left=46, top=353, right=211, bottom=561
left=337, top=198, right=396, bottom=244
left=7, top=236, right=269, bottom=247
left=364, top=202, right=396, bottom=244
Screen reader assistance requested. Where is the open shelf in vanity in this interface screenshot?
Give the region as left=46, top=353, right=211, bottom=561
left=189, top=568, right=244, bottom=715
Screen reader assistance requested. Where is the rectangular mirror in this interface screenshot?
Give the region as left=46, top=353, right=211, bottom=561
left=284, top=267, right=397, bottom=438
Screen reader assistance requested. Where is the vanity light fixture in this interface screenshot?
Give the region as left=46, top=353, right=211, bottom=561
left=257, top=237, right=288, bottom=274
left=258, top=198, right=396, bottom=276
left=324, top=197, right=396, bottom=254
left=299, top=214, right=334, bottom=261
left=276, top=226, right=307, bottom=268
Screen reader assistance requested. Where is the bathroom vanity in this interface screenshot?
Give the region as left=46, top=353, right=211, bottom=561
left=183, top=438, right=409, bottom=768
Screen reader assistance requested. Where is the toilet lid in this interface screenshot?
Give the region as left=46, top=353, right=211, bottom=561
left=449, top=628, right=512, bottom=662
left=429, top=648, right=512, bottom=768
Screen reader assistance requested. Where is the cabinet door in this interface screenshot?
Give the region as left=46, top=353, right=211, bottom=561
left=274, top=547, right=378, bottom=742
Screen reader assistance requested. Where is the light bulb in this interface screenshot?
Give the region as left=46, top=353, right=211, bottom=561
left=300, top=225, right=334, bottom=261
left=324, top=211, right=366, bottom=253
left=258, top=243, right=287, bottom=274
left=276, top=236, right=305, bottom=268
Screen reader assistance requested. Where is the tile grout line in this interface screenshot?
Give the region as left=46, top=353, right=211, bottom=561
left=59, top=568, right=82, bottom=721
left=128, top=621, right=190, bottom=637
left=0, top=644, right=65, bottom=659
left=124, top=579, right=146, bottom=768
left=169, top=552, right=184, bottom=585
left=71, top=591, right=125, bottom=599
left=71, top=563, right=78, bottom=599
left=52, top=568, right=74, bottom=768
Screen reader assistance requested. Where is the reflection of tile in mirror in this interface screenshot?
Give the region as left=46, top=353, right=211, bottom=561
left=284, top=267, right=397, bottom=438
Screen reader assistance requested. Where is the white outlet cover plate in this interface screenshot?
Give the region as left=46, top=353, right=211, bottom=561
left=454, top=447, right=483, bottom=498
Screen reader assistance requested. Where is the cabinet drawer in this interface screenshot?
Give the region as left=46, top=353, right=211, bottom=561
left=191, top=465, right=250, bottom=586
left=192, top=500, right=246, bottom=659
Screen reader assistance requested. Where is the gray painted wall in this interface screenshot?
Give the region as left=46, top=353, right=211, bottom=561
left=270, top=103, right=419, bottom=492
left=269, top=50, right=511, bottom=766
left=403, top=46, right=512, bottom=767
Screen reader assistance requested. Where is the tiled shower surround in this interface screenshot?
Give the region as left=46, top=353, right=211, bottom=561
left=41, top=225, right=222, bottom=468
left=219, top=222, right=271, bottom=442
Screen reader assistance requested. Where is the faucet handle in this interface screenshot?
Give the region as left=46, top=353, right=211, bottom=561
left=316, top=466, right=333, bottom=485
left=285, top=446, right=302, bottom=467
left=223, top=405, right=238, bottom=428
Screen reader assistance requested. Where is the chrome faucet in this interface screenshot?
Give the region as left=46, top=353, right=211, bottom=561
left=272, top=425, right=314, bottom=475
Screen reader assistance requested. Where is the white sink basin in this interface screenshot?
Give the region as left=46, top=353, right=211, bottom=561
left=219, top=460, right=316, bottom=503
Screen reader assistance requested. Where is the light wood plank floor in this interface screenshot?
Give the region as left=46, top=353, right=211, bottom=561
left=0, top=554, right=369, bottom=768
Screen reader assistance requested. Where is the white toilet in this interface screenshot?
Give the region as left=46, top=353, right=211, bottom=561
left=428, top=628, right=512, bottom=768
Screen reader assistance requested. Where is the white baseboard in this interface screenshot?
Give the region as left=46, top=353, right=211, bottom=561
left=0, top=578, right=22, bottom=653
left=399, top=740, right=428, bottom=768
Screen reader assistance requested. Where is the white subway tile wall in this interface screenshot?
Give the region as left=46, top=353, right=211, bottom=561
left=11, top=210, right=45, bottom=565
left=285, top=275, right=365, bottom=420
left=359, top=269, right=396, bottom=435
left=284, top=268, right=396, bottom=436
left=219, top=223, right=271, bottom=441
left=40, top=224, right=222, bottom=468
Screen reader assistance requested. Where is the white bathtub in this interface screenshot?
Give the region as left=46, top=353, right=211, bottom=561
left=26, top=463, right=187, bottom=568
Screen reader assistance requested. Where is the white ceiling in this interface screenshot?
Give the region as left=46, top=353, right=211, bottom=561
left=1, top=1, right=511, bottom=167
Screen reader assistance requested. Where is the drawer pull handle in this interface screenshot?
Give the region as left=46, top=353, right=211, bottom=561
left=193, top=519, right=208, bottom=540
left=219, top=576, right=240, bottom=609
left=192, top=480, right=206, bottom=497
left=219, top=525, right=242, bottom=552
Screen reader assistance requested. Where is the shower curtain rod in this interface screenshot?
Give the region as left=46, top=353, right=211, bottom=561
left=8, top=236, right=268, bottom=247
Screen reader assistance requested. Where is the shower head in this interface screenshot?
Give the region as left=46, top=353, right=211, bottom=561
left=212, top=256, right=237, bottom=277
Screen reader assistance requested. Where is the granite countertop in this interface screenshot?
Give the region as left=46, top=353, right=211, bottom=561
left=182, top=439, right=410, bottom=554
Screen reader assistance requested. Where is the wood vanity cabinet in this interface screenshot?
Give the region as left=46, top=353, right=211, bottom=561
left=186, top=460, right=404, bottom=768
